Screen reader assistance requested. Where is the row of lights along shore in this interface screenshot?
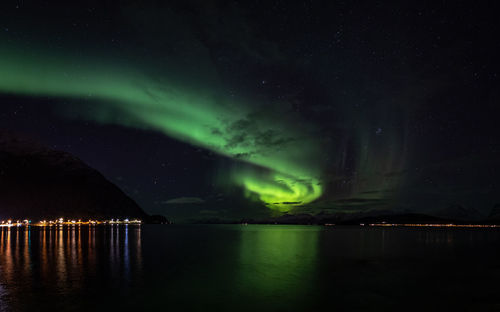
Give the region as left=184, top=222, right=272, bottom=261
left=0, top=218, right=142, bottom=227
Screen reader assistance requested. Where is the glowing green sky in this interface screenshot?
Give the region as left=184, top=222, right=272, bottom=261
left=0, top=45, right=323, bottom=211
left=1, top=1, right=499, bottom=220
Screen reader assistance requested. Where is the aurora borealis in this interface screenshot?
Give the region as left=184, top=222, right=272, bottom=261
left=1, top=0, right=499, bottom=220
left=0, top=42, right=323, bottom=211
left=3, top=2, right=500, bottom=311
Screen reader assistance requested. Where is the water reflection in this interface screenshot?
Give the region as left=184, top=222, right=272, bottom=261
left=0, top=225, right=142, bottom=311
left=237, top=225, right=320, bottom=306
left=1, top=225, right=499, bottom=311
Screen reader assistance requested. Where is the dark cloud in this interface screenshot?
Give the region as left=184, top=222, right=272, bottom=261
left=333, top=198, right=385, bottom=204
left=273, top=201, right=302, bottom=205
left=162, top=197, right=205, bottom=204
left=254, top=129, right=294, bottom=149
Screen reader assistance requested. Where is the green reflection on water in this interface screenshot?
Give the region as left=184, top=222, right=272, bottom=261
left=237, top=225, right=321, bottom=301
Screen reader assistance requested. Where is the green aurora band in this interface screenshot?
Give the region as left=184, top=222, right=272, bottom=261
left=0, top=46, right=323, bottom=212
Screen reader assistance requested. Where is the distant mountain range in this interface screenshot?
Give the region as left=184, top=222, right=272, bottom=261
left=196, top=210, right=500, bottom=225
left=0, top=131, right=166, bottom=222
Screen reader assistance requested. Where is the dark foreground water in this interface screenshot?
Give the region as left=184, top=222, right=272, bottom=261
left=1, top=225, right=500, bottom=312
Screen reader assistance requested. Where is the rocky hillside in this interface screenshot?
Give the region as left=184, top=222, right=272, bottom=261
left=0, top=132, right=149, bottom=221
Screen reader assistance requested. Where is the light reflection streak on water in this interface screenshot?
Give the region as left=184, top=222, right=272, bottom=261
left=23, top=227, right=31, bottom=278
left=56, top=225, right=67, bottom=288
left=0, top=225, right=142, bottom=310
left=136, top=225, right=142, bottom=269
left=88, top=225, right=95, bottom=276
left=124, top=225, right=129, bottom=276
left=0, top=228, right=12, bottom=310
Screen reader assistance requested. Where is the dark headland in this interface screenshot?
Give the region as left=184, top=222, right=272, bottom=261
left=0, top=131, right=167, bottom=224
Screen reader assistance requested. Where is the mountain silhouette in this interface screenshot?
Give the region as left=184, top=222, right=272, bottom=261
left=0, top=131, right=148, bottom=221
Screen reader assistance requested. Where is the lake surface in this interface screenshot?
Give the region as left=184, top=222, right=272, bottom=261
left=1, top=225, right=500, bottom=311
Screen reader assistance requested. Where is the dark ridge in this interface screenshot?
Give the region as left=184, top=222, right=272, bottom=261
left=0, top=131, right=157, bottom=221
left=337, top=213, right=455, bottom=225
left=195, top=211, right=500, bottom=225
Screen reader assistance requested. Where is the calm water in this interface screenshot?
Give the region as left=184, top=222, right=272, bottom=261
left=0, top=225, right=500, bottom=311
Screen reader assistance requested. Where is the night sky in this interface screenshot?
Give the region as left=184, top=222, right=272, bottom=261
left=0, top=0, right=499, bottom=220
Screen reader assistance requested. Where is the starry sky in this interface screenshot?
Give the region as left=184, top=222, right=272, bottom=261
left=0, top=0, right=499, bottom=221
